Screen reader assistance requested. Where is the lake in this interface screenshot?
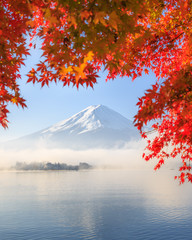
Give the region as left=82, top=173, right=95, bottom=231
left=0, top=169, right=192, bottom=240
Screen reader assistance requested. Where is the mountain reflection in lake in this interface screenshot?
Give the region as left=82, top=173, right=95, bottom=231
left=0, top=169, right=192, bottom=240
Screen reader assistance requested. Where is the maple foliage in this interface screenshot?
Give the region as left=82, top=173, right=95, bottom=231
left=0, top=0, right=192, bottom=182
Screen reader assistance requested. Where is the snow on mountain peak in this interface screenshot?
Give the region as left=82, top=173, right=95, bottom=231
left=11, top=105, right=139, bottom=150
left=42, top=104, right=134, bottom=135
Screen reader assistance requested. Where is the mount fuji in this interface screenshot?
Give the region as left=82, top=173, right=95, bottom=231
left=12, top=105, right=140, bottom=149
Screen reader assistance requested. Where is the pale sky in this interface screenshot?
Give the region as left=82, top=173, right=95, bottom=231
left=0, top=43, right=157, bottom=142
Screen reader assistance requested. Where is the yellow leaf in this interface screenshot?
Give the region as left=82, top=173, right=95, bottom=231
left=109, top=11, right=122, bottom=31
left=44, top=9, right=51, bottom=19
left=94, top=16, right=99, bottom=25
left=80, top=63, right=86, bottom=73
left=100, top=18, right=107, bottom=27
left=60, top=66, right=73, bottom=74
left=26, top=20, right=35, bottom=28
left=44, top=9, right=58, bottom=26
left=94, top=12, right=107, bottom=26
left=109, top=19, right=117, bottom=31
left=49, top=16, right=58, bottom=25
left=60, top=66, right=73, bottom=80
left=80, top=10, right=91, bottom=20
left=73, top=63, right=87, bottom=84
left=74, top=64, right=86, bottom=78
left=68, top=16, right=77, bottom=29
left=83, top=51, right=94, bottom=63
left=11, top=97, right=18, bottom=104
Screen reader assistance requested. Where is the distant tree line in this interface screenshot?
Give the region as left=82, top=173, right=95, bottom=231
left=14, top=162, right=92, bottom=171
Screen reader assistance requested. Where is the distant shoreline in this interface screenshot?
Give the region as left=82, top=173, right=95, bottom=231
left=11, top=162, right=92, bottom=171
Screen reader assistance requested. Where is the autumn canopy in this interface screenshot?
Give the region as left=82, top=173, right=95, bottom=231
left=0, top=0, right=192, bottom=182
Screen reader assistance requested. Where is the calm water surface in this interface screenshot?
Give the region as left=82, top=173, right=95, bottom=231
left=0, top=169, right=192, bottom=240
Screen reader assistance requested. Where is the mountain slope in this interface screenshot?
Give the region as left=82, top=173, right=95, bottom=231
left=12, top=105, right=140, bottom=149
left=42, top=105, right=135, bottom=134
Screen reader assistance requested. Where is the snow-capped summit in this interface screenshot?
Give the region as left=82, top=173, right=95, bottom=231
left=13, top=105, right=139, bottom=149
left=42, top=104, right=135, bottom=136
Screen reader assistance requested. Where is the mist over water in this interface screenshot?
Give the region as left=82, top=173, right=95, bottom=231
left=0, top=146, right=142, bottom=169
left=0, top=139, right=179, bottom=172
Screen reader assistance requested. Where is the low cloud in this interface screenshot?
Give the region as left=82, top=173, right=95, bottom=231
left=0, top=139, right=179, bottom=171
left=0, top=140, right=141, bottom=168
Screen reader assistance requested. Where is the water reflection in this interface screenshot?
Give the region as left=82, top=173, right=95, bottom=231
left=0, top=169, right=192, bottom=240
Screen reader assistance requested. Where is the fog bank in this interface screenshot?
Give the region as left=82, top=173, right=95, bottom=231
left=0, top=139, right=179, bottom=171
